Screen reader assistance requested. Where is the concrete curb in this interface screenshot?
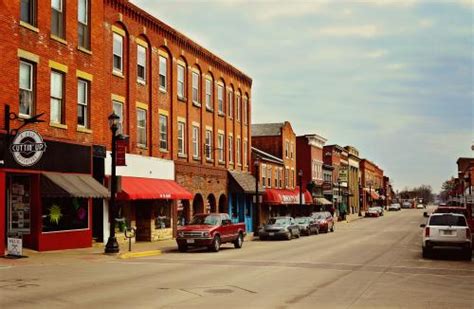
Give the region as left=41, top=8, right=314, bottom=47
left=118, top=249, right=162, bottom=259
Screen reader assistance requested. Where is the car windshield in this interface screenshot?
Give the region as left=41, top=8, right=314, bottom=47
left=189, top=215, right=221, bottom=226
left=296, top=218, right=308, bottom=224
left=429, top=215, right=467, bottom=227
left=268, top=218, right=289, bottom=225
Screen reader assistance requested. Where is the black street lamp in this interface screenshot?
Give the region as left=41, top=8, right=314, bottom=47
left=298, top=170, right=303, bottom=213
left=105, top=112, right=120, bottom=254
left=358, top=184, right=363, bottom=217
left=369, top=182, right=372, bottom=208
left=253, top=158, right=260, bottom=235
left=337, top=178, right=342, bottom=220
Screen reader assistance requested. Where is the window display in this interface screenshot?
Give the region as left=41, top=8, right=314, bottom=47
left=9, top=175, right=31, bottom=233
left=42, top=198, right=89, bottom=232
left=154, top=203, right=171, bottom=229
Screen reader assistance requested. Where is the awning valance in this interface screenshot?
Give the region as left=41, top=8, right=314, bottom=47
left=41, top=172, right=110, bottom=198
left=117, top=176, right=192, bottom=200
left=263, top=187, right=312, bottom=205
left=314, top=197, right=332, bottom=205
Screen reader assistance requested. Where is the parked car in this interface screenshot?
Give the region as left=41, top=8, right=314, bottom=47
left=416, top=204, right=425, bottom=209
left=420, top=213, right=472, bottom=260
left=374, top=206, right=384, bottom=216
left=176, top=213, right=246, bottom=252
left=388, top=203, right=401, bottom=211
left=295, top=217, right=320, bottom=236
left=365, top=207, right=380, bottom=217
left=402, top=202, right=412, bottom=209
left=311, top=211, right=335, bottom=233
left=259, top=216, right=300, bottom=240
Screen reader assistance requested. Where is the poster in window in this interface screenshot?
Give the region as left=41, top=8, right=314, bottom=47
left=9, top=176, right=31, bottom=233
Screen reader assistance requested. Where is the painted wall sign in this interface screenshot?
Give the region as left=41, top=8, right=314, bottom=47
left=9, top=130, right=46, bottom=167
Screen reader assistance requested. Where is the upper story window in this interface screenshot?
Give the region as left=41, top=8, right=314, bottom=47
left=228, top=135, right=233, bottom=163
left=217, top=84, right=224, bottom=114
left=285, top=167, right=289, bottom=188
left=50, top=71, right=64, bottom=124
left=267, top=167, right=272, bottom=188
left=78, top=0, right=90, bottom=49
left=192, top=71, right=200, bottom=104
left=112, top=100, right=124, bottom=134
left=137, top=45, right=146, bottom=83
left=290, top=142, right=294, bottom=159
left=136, top=108, right=147, bottom=146
left=243, top=96, right=248, bottom=125
left=285, top=141, right=289, bottom=158
left=77, top=79, right=89, bottom=128
left=178, top=121, right=186, bottom=156
left=279, top=168, right=283, bottom=188
left=236, top=137, right=241, bottom=165
left=112, top=33, right=123, bottom=73
left=205, top=78, right=212, bottom=110
left=275, top=169, right=279, bottom=188
left=159, top=114, right=168, bottom=151
left=236, top=94, right=241, bottom=122
left=218, top=134, right=224, bottom=162
left=51, top=0, right=64, bottom=38
left=177, top=63, right=185, bottom=100
left=262, top=164, right=267, bottom=188
left=227, top=90, right=233, bottom=118
left=21, top=0, right=36, bottom=27
left=192, top=125, right=199, bottom=159
left=243, top=140, right=248, bottom=166
left=19, top=60, right=35, bottom=118
left=205, top=130, right=213, bottom=161
left=159, top=55, right=167, bottom=92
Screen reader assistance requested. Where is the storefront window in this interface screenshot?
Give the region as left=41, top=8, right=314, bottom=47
left=154, top=203, right=171, bottom=229
left=9, top=175, right=32, bottom=233
left=42, top=198, right=88, bottom=232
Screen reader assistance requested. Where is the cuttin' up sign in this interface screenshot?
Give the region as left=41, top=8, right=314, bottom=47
left=9, top=130, right=47, bottom=167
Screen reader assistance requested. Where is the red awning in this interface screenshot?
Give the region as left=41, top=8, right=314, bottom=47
left=117, top=176, right=193, bottom=200
left=263, top=187, right=312, bottom=205
left=364, top=188, right=380, bottom=200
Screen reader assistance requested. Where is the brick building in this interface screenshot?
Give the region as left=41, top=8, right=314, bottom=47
left=296, top=134, right=331, bottom=208
left=344, top=146, right=361, bottom=214
left=251, top=122, right=311, bottom=227
left=360, top=159, right=384, bottom=210
left=0, top=0, right=252, bottom=254
left=323, top=145, right=349, bottom=214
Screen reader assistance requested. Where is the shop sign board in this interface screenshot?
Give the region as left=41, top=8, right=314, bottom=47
left=339, top=167, right=348, bottom=182
left=7, top=237, right=23, bottom=257
left=116, top=139, right=127, bottom=166
left=9, top=130, right=46, bottom=167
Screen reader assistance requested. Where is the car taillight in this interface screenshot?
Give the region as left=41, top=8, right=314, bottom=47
left=466, top=229, right=471, bottom=239
left=425, top=227, right=430, bottom=237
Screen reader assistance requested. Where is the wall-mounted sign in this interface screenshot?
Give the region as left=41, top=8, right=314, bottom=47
left=338, top=166, right=348, bottom=182
left=116, top=139, right=127, bottom=166
left=9, top=130, right=46, bottom=167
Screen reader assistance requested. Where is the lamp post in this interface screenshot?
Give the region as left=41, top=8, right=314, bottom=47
left=298, top=170, right=303, bottom=210
left=253, top=158, right=260, bottom=235
left=369, top=182, right=372, bottom=208
left=337, top=178, right=342, bottom=220
left=105, top=112, right=120, bottom=254
left=358, top=184, right=363, bottom=217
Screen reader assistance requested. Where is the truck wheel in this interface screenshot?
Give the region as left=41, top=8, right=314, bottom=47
left=422, top=247, right=431, bottom=259
left=234, top=233, right=244, bottom=249
left=463, top=248, right=472, bottom=261
left=178, top=244, right=188, bottom=252
left=209, top=235, right=221, bottom=252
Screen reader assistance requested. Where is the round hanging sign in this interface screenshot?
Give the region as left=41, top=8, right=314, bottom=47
left=9, top=130, right=47, bottom=167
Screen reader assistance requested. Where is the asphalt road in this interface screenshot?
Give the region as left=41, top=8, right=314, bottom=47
left=1, top=207, right=473, bottom=308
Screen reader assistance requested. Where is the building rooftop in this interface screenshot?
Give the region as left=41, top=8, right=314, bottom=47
left=251, top=123, right=284, bottom=137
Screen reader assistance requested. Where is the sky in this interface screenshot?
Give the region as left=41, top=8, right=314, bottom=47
left=131, top=0, right=473, bottom=193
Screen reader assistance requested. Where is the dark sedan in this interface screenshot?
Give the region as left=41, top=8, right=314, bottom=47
left=295, top=217, right=320, bottom=236
left=259, top=217, right=300, bottom=240
left=311, top=211, right=335, bottom=233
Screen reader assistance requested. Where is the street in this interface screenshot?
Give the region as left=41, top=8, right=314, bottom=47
left=1, top=207, right=473, bottom=309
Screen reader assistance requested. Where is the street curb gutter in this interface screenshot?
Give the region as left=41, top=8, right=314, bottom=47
left=119, top=250, right=162, bottom=259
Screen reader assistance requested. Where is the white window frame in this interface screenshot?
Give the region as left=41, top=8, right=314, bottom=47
left=243, top=140, right=248, bottom=166
left=50, top=70, right=64, bottom=124
left=192, top=125, right=199, bottom=159
left=19, top=60, right=34, bottom=118
left=177, top=64, right=185, bottom=100
left=285, top=141, right=289, bottom=158
left=262, top=164, right=267, bottom=188
left=236, top=137, right=241, bottom=165
left=218, top=134, right=224, bottom=162
left=137, top=45, right=146, bottom=83
left=77, top=79, right=89, bottom=128
left=192, top=71, right=200, bottom=104
left=159, top=114, right=168, bottom=151
left=159, top=55, right=167, bottom=91
left=236, top=94, right=241, bottom=122
left=267, top=166, right=272, bottom=188
left=228, top=90, right=233, bottom=118
left=113, top=33, right=123, bottom=73
left=205, top=129, right=213, bottom=160
left=51, top=0, right=64, bottom=38
left=228, top=136, right=233, bottom=163
left=291, top=142, right=294, bottom=159
left=78, top=0, right=90, bottom=49
left=205, top=78, right=212, bottom=110
left=217, top=84, right=224, bottom=114
left=112, top=100, right=123, bottom=134
left=178, top=121, right=186, bottom=156
left=136, top=108, right=147, bottom=146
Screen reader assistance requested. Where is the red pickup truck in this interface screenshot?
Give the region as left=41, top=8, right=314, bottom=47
left=176, top=213, right=246, bottom=252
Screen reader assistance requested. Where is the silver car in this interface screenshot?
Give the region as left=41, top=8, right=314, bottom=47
left=259, top=217, right=300, bottom=240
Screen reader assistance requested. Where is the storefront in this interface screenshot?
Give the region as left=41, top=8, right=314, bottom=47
left=1, top=131, right=109, bottom=254
left=259, top=187, right=312, bottom=225
left=228, top=170, right=263, bottom=233
left=104, top=153, right=191, bottom=243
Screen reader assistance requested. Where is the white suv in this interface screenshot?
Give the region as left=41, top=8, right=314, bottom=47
left=420, top=213, right=472, bottom=260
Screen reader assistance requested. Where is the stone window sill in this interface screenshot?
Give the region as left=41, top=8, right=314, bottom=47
left=77, top=126, right=92, bottom=134
left=50, top=34, right=67, bottom=45
left=50, top=122, right=68, bottom=130
left=113, top=70, right=125, bottom=78
left=20, top=21, right=39, bottom=33
left=78, top=46, right=92, bottom=55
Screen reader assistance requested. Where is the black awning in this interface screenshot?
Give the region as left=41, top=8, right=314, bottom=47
left=41, top=172, right=110, bottom=198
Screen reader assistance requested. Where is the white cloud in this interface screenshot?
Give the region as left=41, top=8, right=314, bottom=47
left=358, top=0, right=419, bottom=7
left=366, top=49, right=388, bottom=58
left=418, top=18, right=434, bottom=28
left=315, top=24, right=380, bottom=38
left=253, top=2, right=328, bottom=21
left=385, top=63, right=406, bottom=70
